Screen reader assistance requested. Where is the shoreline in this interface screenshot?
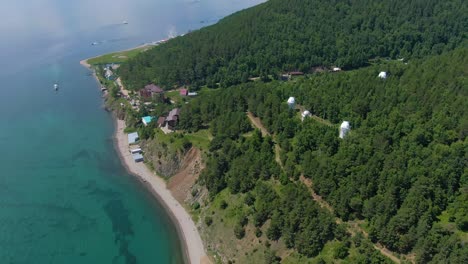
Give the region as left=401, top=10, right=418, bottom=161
left=113, top=119, right=206, bottom=264
left=79, top=43, right=152, bottom=68
left=80, top=59, right=208, bottom=264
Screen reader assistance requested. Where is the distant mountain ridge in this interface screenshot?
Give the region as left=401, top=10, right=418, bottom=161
left=118, top=0, right=467, bottom=90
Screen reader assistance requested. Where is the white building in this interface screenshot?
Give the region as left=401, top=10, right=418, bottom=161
left=339, top=121, right=351, bottom=139
left=132, top=153, right=144, bottom=162
left=287, top=97, right=296, bottom=109
left=301, top=110, right=311, bottom=121
left=130, top=148, right=142, bottom=154
left=128, top=132, right=139, bottom=144
left=378, top=71, right=387, bottom=79
left=105, top=69, right=113, bottom=79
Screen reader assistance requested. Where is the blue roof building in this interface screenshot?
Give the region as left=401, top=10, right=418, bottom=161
left=132, top=153, right=144, bottom=162
left=142, top=116, right=154, bottom=126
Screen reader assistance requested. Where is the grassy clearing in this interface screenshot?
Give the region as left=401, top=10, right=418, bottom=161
left=150, top=128, right=212, bottom=154
left=152, top=129, right=185, bottom=152
left=87, top=46, right=150, bottom=65
left=152, top=128, right=212, bottom=151
left=200, top=190, right=261, bottom=263
left=437, top=210, right=468, bottom=242
left=199, top=183, right=307, bottom=264
left=165, top=90, right=184, bottom=104
left=184, top=129, right=212, bottom=151
left=282, top=240, right=343, bottom=264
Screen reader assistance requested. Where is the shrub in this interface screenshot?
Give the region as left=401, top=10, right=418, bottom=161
left=220, top=200, right=228, bottom=209
left=234, top=224, right=245, bottom=239
left=205, top=216, right=213, bottom=226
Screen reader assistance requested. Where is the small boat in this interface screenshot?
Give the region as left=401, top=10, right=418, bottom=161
left=91, top=42, right=99, bottom=46
left=54, top=83, right=59, bottom=91
left=123, top=20, right=128, bottom=24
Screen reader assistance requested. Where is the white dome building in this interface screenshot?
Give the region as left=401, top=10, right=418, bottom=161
left=301, top=110, right=311, bottom=121
left=378, top=71, right=387, bottom=79
left=339, top=121, right=351, bottom=139
left=287, top=97, right=296, bottom=109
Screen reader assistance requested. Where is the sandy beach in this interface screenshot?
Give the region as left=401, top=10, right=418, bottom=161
left=114, top=119, right=207, bottom=264
left=80, top=58, right=208, bottom=263
left=80, top=59, right=207, bottom=264
left=79, top=59, right=91, bottom=68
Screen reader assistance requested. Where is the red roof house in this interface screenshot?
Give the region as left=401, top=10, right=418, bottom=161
left=180, top=88, right=188, bottom=96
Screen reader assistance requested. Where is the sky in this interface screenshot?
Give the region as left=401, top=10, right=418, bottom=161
left=0, top=0, right=265, bottom=76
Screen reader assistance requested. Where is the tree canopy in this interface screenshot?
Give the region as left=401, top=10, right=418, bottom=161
left=116, top=0, right=468, bottom=261
left=118, top=0, right=467, bottom=90
left=180, top=47, right=468, bottom=262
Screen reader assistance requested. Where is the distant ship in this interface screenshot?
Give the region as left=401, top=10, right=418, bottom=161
left=54, top=83, right=59, bottom=91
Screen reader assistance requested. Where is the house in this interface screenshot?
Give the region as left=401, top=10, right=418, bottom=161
left=142, top=116, right=154, bottom=126
left=289, top=71, right=304, bottom=76
left=180, top=88, right=188, bottom=96
left=312, top=66, right=327, bottom=73
left=132, top=153, right=144, bottom=162
left=128, top=132, right=139, bottom=145
left=140, top=84, right=164, bottom=98
left=280, top=74, right=290, bottom=81
left=104, top=68, right=113, bottom=80
left=378, top=72, right=387, bottom=79
left=157, top=116, right=166, bottom=128
left=281, top=71, right=304, bottom=81
left=166, top=108, right=180, bottom=130
left=130, top=148, right=142, bottom=154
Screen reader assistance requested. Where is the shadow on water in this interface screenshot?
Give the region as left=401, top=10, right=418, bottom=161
left=103, top=199, right=137, bottom=264
left=83, top=180, right=121, bottom=200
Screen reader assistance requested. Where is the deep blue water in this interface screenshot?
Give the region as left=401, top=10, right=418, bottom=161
left=0, top=0, right=264, bottom=263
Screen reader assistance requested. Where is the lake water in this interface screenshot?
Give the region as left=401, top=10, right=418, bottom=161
left=0, top=0, right=264, bottom=263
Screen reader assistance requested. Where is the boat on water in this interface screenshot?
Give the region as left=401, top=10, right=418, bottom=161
left=123, top=20, right=128, bottom=24
left=54, top=83, right=59, bottom=91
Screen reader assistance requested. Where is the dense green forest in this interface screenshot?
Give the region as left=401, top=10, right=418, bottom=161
left=178, top=47, right=468, bottom=263
left=118, top=0, right=467, bottom=90
left=115, top=0, right=468, bottom=261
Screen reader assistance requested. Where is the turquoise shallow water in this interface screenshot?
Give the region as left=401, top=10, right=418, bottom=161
left=0, top=0, right=265, bottom=263
left=0, top=54, right=185, bottom=264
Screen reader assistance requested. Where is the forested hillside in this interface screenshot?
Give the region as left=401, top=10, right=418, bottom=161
left=118, top=0, right=467, bottom=90
left=115, top=0, right=467, bottom=262
left=179, top=47, right=468, bottom=263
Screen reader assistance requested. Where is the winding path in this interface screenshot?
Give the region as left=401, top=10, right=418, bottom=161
left=246, top=111, right=408, bottom=264
left=246, top=112, right=283, bottom=168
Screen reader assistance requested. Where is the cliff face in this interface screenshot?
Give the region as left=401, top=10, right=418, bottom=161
left=167, top=148, right=205, bottom=204
left=140, top=139, right=184, bottom=178
left=105, top=96, right=199, bottom=180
